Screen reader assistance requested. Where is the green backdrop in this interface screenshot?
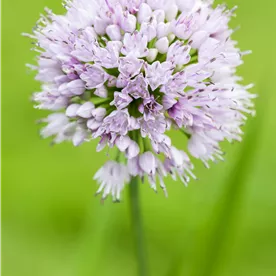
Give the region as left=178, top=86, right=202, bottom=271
left=2, top=0, right=276, bottom=275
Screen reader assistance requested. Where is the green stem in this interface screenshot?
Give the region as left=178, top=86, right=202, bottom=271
left=94, top=98, right=111, bottom=107
left=129, top=176, right=149, bottom=276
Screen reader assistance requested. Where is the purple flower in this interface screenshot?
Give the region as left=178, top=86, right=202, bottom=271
left=94, top=109, right=130, bottom=138
left=119, top=55, right=144, bottom=78
left=121, top=31, right=149, bottom=58
left=27, top=0, right=255, bottom=200
left=144, top=61, right=173, bottom=90
left=128, top=152, right=168, bottom=194
left=173, top=12, right=198, bottom=40
left=94, top=161, right=130, bottom=201
left=161, top=95, right=177, bottom=110
left=167, top=41, right=191, bottom=65
left=87, top=108, right=107, bottom=131
left=188, top=131, right=224, bottom=168
left=140, top=16, right=157, bottom=41
left=58, top=79, right=86, bottom=97
left=138, top=95, right=163, bottom=121
left=128, top=152, right=157, bottom=176
left=111, top=92, right=133, bottom=110
left=167, top=95, right=211, bottom=128
left=71, top=27, right=97, bottom=62
left=80, top=64, right=108, bottom=89
left=99, top=41, right=123, bottom=69
left=33, top=88, right=68, bottom=111
left=139, top=115, right=167, bottom=141
left=122, top=74, right=149, bottom=99
left=164, top=146, right=196, bottom=186
left=115, top=4, right=137, bottom=33
left=40, top=113, right=88, bottom=146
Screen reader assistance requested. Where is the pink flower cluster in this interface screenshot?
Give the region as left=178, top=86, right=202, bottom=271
left=26, top=0, right=255, bottom=201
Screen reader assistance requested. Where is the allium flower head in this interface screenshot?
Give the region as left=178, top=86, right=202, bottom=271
left=25, top=0, right=256, bottom=201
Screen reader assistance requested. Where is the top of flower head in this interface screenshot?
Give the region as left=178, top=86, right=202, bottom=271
left=25, top=0, right=255, bottom=201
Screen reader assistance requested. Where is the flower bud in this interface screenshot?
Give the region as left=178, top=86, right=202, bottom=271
left=139, top=152, right=157, bottom=175
left=122, top=14, right=137, bottom=33
left=165, top=4, right=178, bottom=21
left=153, top=9, right=165, bottom=23
left=66, top=104, right=81, bottom=118
left=157, top=22, right=171, bottom=38
left=126, top=141, right=140, bottom=159
left=116, top=135, right=131, bottom=151
left=106, top=24, right=122, bottom=41
left=146, top=48, right=158, bottom=63
left=87, top=119, right=101, bottom=130
left=94, top=17, right=107, bottom=35
left=176, top=0, right=195, bottom=12
left=138, top=3, right=152, bottom=23
left=155, top=37, right=169, bottom=54
left=76, top=102, right=95, bottom=118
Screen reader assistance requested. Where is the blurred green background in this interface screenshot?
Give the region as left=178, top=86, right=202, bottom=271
left=2, top=0, right=276, bottom=275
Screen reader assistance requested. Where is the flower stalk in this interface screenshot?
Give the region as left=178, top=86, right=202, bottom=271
left=129, top=176, right=149, bottom=276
